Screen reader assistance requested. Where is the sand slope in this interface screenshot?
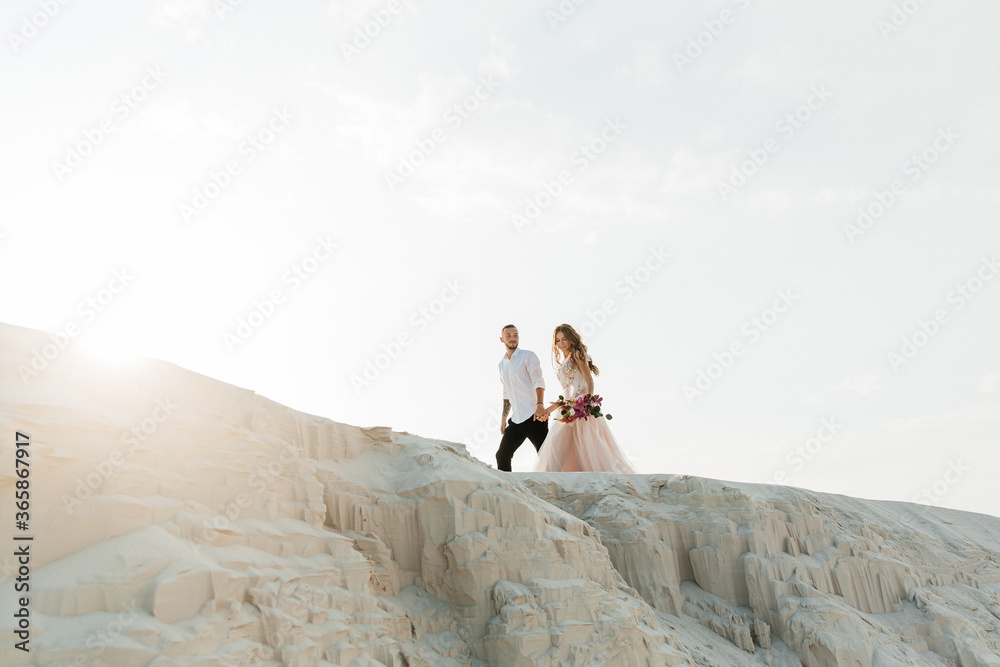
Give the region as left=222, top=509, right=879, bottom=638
left=1, top=322, right=998, bottom=666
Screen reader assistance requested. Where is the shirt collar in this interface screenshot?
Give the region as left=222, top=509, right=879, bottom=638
left=503, top=346, right=522, bottom=362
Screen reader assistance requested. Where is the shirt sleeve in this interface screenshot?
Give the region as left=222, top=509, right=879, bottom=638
left=526, top=352, right=545, bottom=390
left=499, top=362, right=508, bottom=399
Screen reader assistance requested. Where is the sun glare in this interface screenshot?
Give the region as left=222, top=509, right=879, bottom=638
left=79, top=333, right=148, bottom=365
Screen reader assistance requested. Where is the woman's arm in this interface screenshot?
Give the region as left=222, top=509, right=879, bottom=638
left=574, top=352, right=594, bottom=395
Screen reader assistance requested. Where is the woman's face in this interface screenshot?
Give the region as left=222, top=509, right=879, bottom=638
left=555, top=331, right=570, bottom=352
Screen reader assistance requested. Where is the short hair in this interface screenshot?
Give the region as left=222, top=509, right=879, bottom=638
left=501, top=324, right=517, bottom=333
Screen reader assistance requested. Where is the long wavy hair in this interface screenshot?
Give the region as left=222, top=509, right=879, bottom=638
left=551, top=324, right=599, bottom=375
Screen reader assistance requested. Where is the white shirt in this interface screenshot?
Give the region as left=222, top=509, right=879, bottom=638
left=499, top=347, right=545, bottom=424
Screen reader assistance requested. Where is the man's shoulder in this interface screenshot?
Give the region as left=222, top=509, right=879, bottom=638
left=500, top=347, right=539, bottom=364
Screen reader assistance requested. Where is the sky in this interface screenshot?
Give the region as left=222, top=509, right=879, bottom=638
left=2, top=0, right=999, bottom=518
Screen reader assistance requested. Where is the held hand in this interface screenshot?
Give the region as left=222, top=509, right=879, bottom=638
left=500, top=419, right=507, bottom=435
left=534, top=404, right=548, bottom=421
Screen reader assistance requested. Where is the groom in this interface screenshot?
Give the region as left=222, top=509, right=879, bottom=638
left=496, top=324, right=548, bottom=472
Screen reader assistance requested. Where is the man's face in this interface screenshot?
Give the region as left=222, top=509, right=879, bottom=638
left=501, top=327, right=518, bottom=349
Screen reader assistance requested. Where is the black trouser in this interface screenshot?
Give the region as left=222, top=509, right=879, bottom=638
left=496, top=415, right=549, bottom=472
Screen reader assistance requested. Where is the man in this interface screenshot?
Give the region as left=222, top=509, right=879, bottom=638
left=496, top=324, right=548, bottom=472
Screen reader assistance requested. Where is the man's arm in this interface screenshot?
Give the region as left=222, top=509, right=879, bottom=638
left=499, top=362, right=510, bottom=433
left=501, top=399, right=510, bottom=434
left=534, top=387, right=546, bottom=421
left=527, top=352, right=546, bottom=420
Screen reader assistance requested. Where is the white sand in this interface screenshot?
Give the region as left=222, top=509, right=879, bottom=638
left=1, top=322, right=998, bottom=666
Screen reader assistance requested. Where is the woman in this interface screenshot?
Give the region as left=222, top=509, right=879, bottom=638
left=534, top=324, right=637, bottom=473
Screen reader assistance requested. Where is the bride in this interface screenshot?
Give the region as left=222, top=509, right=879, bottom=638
left=534, top=324, right=637, bottom=474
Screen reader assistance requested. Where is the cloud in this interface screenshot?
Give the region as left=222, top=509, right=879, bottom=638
left=479, top=33, right=518, bottom=81
left=657, top=145, right=731, bottom=198
left=728, top=39, right=806, bottom=91
left=696, top=124, right=725, bottom=148
left=978, top=373, right=1000, bottom=393
left=831, top=374, right=884, bottom=396
left=328, top=0, right=413, bottom=27
left=614, top=41, right=664, bottom=91
left=151, top=0, right=212, bottom=41
left=872, top=401, right=1000, bottom=435
left=142, top=99, right=241, bottom=140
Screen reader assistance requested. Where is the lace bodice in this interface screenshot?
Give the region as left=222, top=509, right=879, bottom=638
left=556, top=355, right=591, bottom=399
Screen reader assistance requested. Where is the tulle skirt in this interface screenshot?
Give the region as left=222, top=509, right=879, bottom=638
left=534, top=416, right=637, bottom=473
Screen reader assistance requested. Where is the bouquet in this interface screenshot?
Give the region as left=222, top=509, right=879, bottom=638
left=555, top=393, right=612, bottom=423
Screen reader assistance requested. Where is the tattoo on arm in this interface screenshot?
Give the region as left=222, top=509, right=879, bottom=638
left=502, top=399, right=510, bottom=418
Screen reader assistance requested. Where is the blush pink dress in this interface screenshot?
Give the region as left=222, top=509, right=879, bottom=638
left=534, top=356, right=637, bottom=473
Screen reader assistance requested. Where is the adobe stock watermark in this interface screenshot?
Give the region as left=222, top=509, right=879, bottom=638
left=179, top=106, right=294, bottom=223
left=545, top=0, right=591, bottom=30
left=67, top=600, right=140, bottom=665
left=61, top=398, right=179, bottom=514
left=683, top=288, right=798, bottom=403
left=575, top=245, right=671, bottom=338
left=886, top=255, right=998, bottom=372
left=341, top=0, right=408, bottom=62
left=351, top=278, right=466, bottom=393
left=878, top=0, right=931, bottom=39
left=716, top=85, right=832, bottom=201
left=384, top=76, right=502, bottom=191
left=511, top=116, right=626, bottom=232
left=912, top=459, right=970, bottom=506
left=215, top=0, right=250, bottom=21
left=770, top=417, right=844, bottom=485
left=673, top=0, right=752, bottom=73
left=7, top=0, right=74, bottom=52
left=51, top=65, right=167, bottom=182
left=843, top=126, right=957, bottom=243
left=193, top=441, right=303, bottom=545
left=17, top=269, right=135, bottom=385
left=462, top=405, right=504, bottom=464
left=225, top=235, right=339, bottom=351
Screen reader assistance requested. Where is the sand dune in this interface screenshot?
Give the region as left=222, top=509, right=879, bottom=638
left=1, top=322, right=998, bottom=666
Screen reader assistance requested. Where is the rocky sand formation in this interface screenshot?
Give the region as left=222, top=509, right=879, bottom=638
left=1, top=322, right=998, bottom=666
